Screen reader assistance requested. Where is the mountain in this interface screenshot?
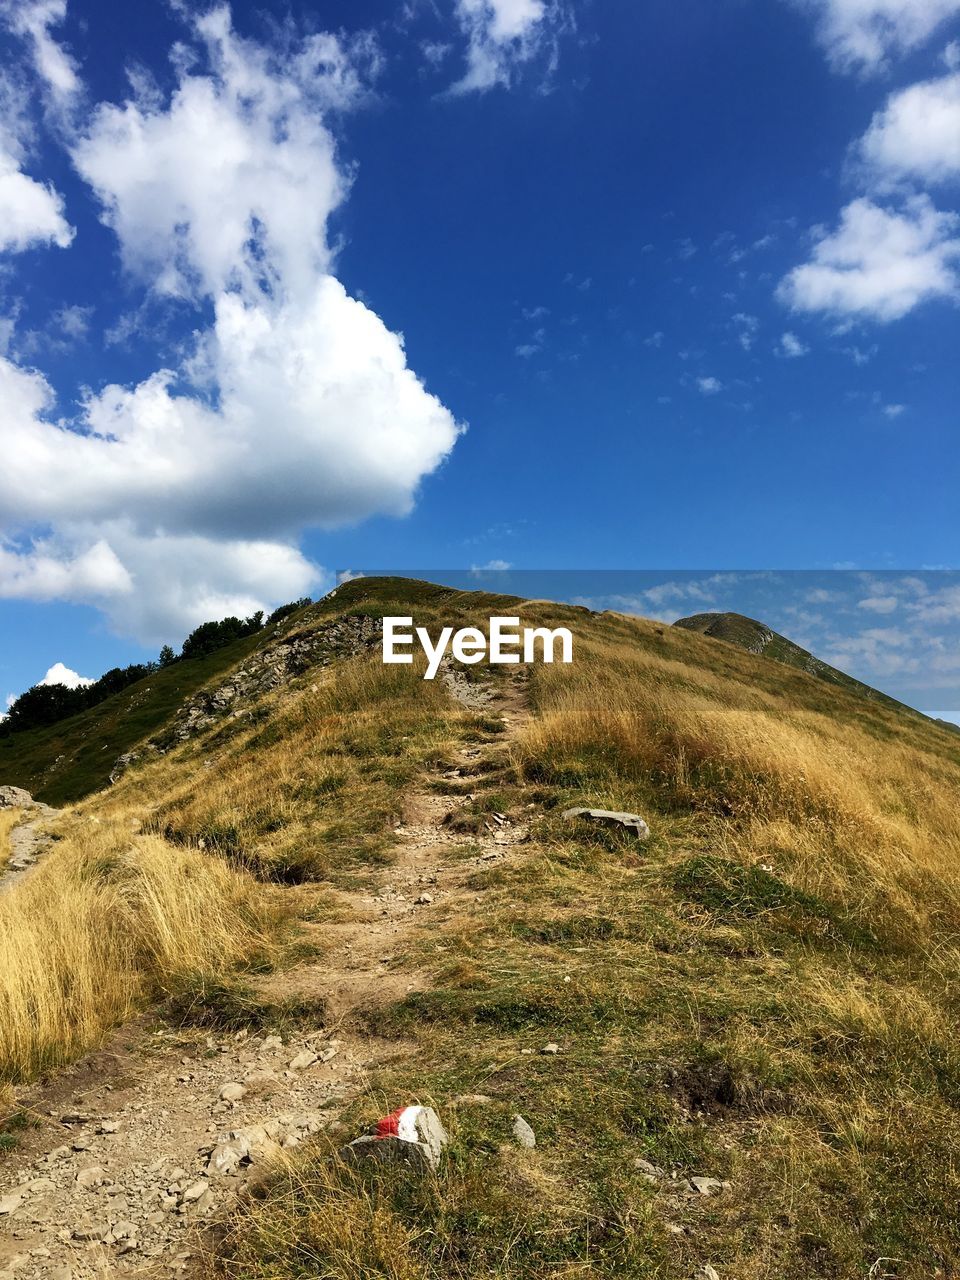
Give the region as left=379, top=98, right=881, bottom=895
left=3, top=577, right=960, bottom=1278
left=672, top=609, right=920, bottom=717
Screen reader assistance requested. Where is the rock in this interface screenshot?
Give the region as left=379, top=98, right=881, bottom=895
left=207, top=1143, right=244, bottom=1176
left=697, top=1267, right=721, bottom=1280
left=75, top=1165, right=106, bottom=1189
left=288, top=1050, right=318, bottom=1071
left=415, top=893, right=433, bottom=905
left=634, top=1158, right=664, bottom=1178
left=260, top=1035, right=283, bottom=1053
left=0, top=1193, right=23, bottom=1215
left=219, top=1082, right=246, bottom=1102
left=0, top=786, right=33, bottom=809
left=181, top=1180, right=209, bottom=1203
left=561, top=807, right=650, bottom=840
left=511, top=1115, right=536, bottom=1148
left=541, top=1042, right=560, bottom=1055
left=342, top=1105, right=449, bottom=1173
left=690, top=1176, right=725, bottom=1196
left=99, top=1120, right=120, bottom=1134
left=72, top=1222, right=109, bottom=1242
left=242, top=1069, right=279, bottom=1092
left=452, top=1094, right=492, bottom=1106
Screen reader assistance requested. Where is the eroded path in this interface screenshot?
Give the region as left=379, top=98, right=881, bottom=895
left=0, top=672, right=533, bottom=1280
left=0, top=804, right=61, bottom=895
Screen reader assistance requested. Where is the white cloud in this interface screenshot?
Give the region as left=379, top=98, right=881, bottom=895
left=0, top=147, right=73, bottom=250
left=883, top=402, right=907, bottom=417
left=39, top=661, right=92, bottom=688
left=859, top=72, right=960, bottom=184
left=777, top=330, right=810, bottom=357
left=0, top=73, right=72, bottom=251
left=801, top=0, right=960, bottom=73
left=0, top=0, right=79, bottom=102
left=858, top=593, right=899, bottom=612
left=697, top=376, right=723, bottom=395
left=778, top=196, right=960, bottom=322
left=0, top=6, right=462, bottom=642
left=450, top=0, right=562, bottom=94
left=732, top=312, right=759, bottom=351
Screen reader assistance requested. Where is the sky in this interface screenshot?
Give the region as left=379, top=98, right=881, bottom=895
left=0, top=0, right=958, bottom=715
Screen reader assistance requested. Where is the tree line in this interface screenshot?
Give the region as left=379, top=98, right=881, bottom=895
left=0, top=598, right=312, bottom=737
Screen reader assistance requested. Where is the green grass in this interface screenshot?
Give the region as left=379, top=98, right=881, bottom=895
left=0, top=628, right=270, bottom=805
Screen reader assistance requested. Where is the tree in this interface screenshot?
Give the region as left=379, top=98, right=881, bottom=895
left=159, top=644, right=177, bottom=667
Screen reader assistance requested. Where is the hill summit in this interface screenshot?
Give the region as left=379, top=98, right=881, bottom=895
left=673, top=609, right=911, bottom=713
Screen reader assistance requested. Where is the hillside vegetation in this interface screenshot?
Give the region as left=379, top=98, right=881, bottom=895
left=673, top=610, right=919, bottom=717
left=3, top=578, right=960, bottom=1279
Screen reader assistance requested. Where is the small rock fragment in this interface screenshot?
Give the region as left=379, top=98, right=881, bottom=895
left=541, top=1042, right=560, bottom=1055
left=219, top=1082, right=246, bottom=1102
left=511, top=1115, right=536, bottom=1148
left=288, top=1050, right=318, bottom=1071
left=690, top=1176, right=725, bottom=1197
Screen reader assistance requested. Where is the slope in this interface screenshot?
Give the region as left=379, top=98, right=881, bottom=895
left=3, top=579, right=960, bottom=1279
left=673, top=609, right=917, bottom=716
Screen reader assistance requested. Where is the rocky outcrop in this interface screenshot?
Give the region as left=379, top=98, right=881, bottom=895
left=104, top=615, right=385, bottom=783
left=0, top=786, right=35, bottom=809
left=156, top=613, right=382, bottom=747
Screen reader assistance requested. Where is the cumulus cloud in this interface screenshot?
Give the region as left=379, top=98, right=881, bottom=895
left=39, top=661, right=92, bottom=688
left=0, top=6, right=462, bottom=643
left=859, top=72, right=960, bottom=185
left=450, top=0, right=563, bottom=93
left=0, top=146, right=73, bottom=250
left=778, top=196, right=960, bottom=322
left=800, top=0, right=960, bottom=73
left=697, top=375, right=723, bottom=394
left=0, top=72, right=72, bottom=251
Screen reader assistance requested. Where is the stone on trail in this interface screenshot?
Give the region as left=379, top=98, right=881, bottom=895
left=288, top=1050, right=318, bottom=1071
left=342, top=1105, right=449, bottom=1173
left=697, top=1267, right=721, bottom=1280
left=0, top=1193, right=23, bottom=1215
left=219, top=1082, right=246, bottom=1102
left=690, top=1176, right=727, bottom=1196
left=511, top=1115, right=536, bottom=1148
left=561, top=807, right=650, bottom=840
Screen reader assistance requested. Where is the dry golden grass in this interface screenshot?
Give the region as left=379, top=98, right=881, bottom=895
left=0, top=810, right=22, bottom=871
left=517, top=626, right=960, bottom=943
left=94, top=654, right=467, bottom=884
left=0, top=819, right=278, bottom=1082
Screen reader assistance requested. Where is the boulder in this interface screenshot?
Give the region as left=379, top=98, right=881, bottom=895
left=0, top=786, right=33, bottom=809
left=342, top=1105, right=448, bottom=1173
left=561, top=807, right=650, bottom=840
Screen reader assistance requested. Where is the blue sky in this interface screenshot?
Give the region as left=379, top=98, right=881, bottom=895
left=0, top=0, right=958, bottom=715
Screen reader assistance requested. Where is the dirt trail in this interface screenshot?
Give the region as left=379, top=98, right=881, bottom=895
left=0, top=806, right=61, bottom=895
left=0, top=672, right=532, bottom=1280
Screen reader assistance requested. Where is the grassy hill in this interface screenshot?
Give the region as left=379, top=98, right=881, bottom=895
left=673, top=610, right=920, bottom=717
left=4, top=578, right=960, bottom=1278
